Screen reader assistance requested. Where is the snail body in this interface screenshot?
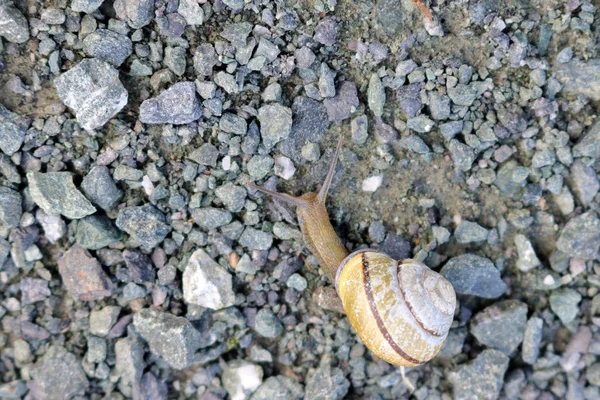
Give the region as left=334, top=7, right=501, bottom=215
left=248, top=135, right=456, bottom=367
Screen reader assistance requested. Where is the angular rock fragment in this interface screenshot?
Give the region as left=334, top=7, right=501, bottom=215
left=258, top=103, right=293, bottom=148
left=71, top=0, right=104, bottom=13
left=305, top=361, right=350, bottom=400
left=193, top=43, right=218, bottom=76
left=183, top=249, right=235, bottom=310
left=54, top=58, right=128, bottom=130
left=249, top=376, right=303, bottom=400
left=139, top=82, right=201, bottom=125
left=82, top=29, right=133, bottom=67
left=440, top=254, right=506, bottom=299
left=133, top=308, right=202, bottom=369
left=90, top=306, right=121, bottom=337
left=81, top=165, right=123, bottom=210
left=0, top=0, right=29, bottom=43
left=0, top=104, right=29, bottom=156
left=116, top=204, right=171, bottom=249
left=58, top=246, right=113, bottom=301
left=0, top=186, right=21, bottom=229
left=75, top=215, right=122, bottom=250
left=554, top=59, right=600, bottom=101
left=323, top=81, right=359, bottom=121
left=115, top=336, right=144, bottom=393
left=470, top=300, right=528, bottom=355
left=114, top=0, right=154, bottom=28
left=123, top=249, right=154, bottom=283
left=447, top=349, right=509, bottom=400
left=20, top=277, right=51, bottom=304
left=31, top=346, right=89, bottom=400
left=556, top=212, right=600, bottom=260
left=573, top=117, right=600, bottom=159
left=222, top=360, right=263, bottom=400
left=28, top=171, right=96, bottom=220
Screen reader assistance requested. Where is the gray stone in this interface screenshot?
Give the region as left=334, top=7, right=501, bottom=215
left=351, top=115, right=368, bottom=144
left=0, top=104, right=28, bottom=156
left=178, top=0, right=204, bottom=25
left=87, top=336, right=107, bottom=363
left=82, top=29, right=132, bottom=67
left=0, top=380, right=26, bottom=399
left=250, top=376, right=303, bottom=400
left=279, top=97, right=329, bottom=161
left=254, top=308, right=283, bottom=338
left=222, top=360, right=264, bottom=400
left=81, top=166, right=123, bottom=210
left=192, top=207, right=232, bottom=229
left=255, top=38, right=280, bottom=62
left=556, top=211, right=600, bottom=259
left=455, top=220, right=488, bottom=243
left=287, top=273, right=308, bottom=292
left=0, top=0, right=29, bottom=43
left=323, top=81, right=359, bottom=121
left=31, top=346, right=89, bottom=400
left=140, top=82, right=201, bottom=125
left=522, top=317, right=543, bottom=365
left=367, top=74, right=385, bottom=117
left=438, top=328, right=468, bottom=360
left=28, top=171, right=96, bottom=219
left=58, top=246, right=113, bottom=301
left=407, top=115, right=434, bottom=133
left=573, top=117, right=600, bottom=158
left=399, top=135, right=430, bottom=153
left=220, top=113, right=247, bottom=136
left=188, top=143, right=219, bottom=167
left=568, top=160, right=599, bottom=206
left=470, top=300, right=527, bottom=355
left=113, top=165, right=143, bottom=181
left=135, top=372, right=168, bottom=400
left=123, top=249, right=154, bottom=283
left=494, top=161, right=526, bottom=199
left=439, top=121, right=463, bottom=141
left=380, top=234, right=411, bottom=260
left=116, top=204, right=171, bottom=249
left=71, top=0, right=103, bottom=13
left=75, top=215, right=121, bottom=250
left=0, top=186, right=21, bottom=229
left=448, top=84, right=477, bottom=106
left=295, top=46, right=316, bottom=69
left=319, top=63, right=336, bottom=98
left=214, top=71, right=238, bottom=94
left=239, top=227, right=273, bottom=250
left=193, top=43, right=218, bottom=76
left=549, top=288, right=581, bottom=324
left=374, top=120, right=398, bottom=144
left=314, top=16, right=337, bottom=45
left=368, top=220, right=386, bottom=244
left=133, top=308, right=202, bottom=369
left=164, top=46, right=186, bottom=76
left=123, top=282, right=146, bottom=300
left=432, top=225, right=451, bottom=244
left=54, top=58, right=128, bottom=130
left=258, top=104, right=292, bottom=148
left=429, top=93, right=451, bottom=120
left=554, top=59, right=600, bottom=101
left=305, top=361, right=350, bottom=400
left=220, top=22, right=252, bottom=48
left=90, top=306, right=121, bottom=337
left=215, top=183, right=246, bottom=213
left=247, top=155, right=274, bottom=180
left=114, top=0, right=154, bottom=28
left=514, top=234, right=541, bottom=272
left=0, top=237, right=9, bottom=266
left=376, top=0, right=403, bottom=37
left=440, top=254, right=506, bottom=299
left=20, top=277, right=51, bottom=304
left=183, top=249, right=235, bottom=310
left=115, top=337, right=144, bottom=392
left=448, top=139, right=476, bottom=171
left=447, top=349, right=509, bottom=400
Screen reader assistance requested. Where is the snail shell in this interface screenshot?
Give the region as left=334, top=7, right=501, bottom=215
left=335, top=250, right=456, bottom=366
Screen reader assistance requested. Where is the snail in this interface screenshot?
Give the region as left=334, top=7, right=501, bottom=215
left=248, top=135, right=456, bottom=368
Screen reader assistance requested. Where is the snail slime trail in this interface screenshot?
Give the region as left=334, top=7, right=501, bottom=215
left=248, top=134, right=457, bottom=370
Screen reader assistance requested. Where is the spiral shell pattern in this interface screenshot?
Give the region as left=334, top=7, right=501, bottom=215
left=335, top=250, right=456, bottom=366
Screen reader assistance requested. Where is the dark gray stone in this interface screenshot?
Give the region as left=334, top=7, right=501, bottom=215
left=0, top=186, right=21, bottom=229
left=75, top=215, right=122, bottom=250
left=556, top=211, right=600, bottom=260
left=0, top=0, right=29, bottom=43
left=279, top=97, right=329, bottom=161
left=220, top=113, right=247, bottom=136
left=0, top=104, right=28, bottom=156
left=448, top=84, right=477, bottom=106
left=305, top=361, right=350, bottom=400
left=31, top=346, right=89, bottom=400
left=447, top=349, right=509, bottom=400
left=140, top=82, right=201, bottom=125
left=254, top=308, right=283, bottom=338
left=28, top=171, right=96, bottom=219
left=380, top=234, right=411, bottom=260
left=58, top=246, right=113, bottom=301
left=82, top=29, right=132, bottom=67
left=375, top=0, right=403, bottom=37
left=114, top=0, right=154, bottom=28
left=323, top=81, right=359, bottom=121
left=123, top=249, right=154, bottom=283
left=399, top=135, right=430, bottom=153
left=54, top=58, right=128, bottom=130
left=116, top=204, right=171, bottom=249
left=81, top=166, right=123, bottom=210
left=441, top=254, right=506, bottom=299
left=133, top=308, right=202, bottom=369
left=134, top=372, right=168, bottom=400
left=470, top=300, right=528, bottom=355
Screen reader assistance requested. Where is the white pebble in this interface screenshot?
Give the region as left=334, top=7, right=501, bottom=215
left=142, top=176, right=154, bottom=196
left=274, top=156, right=296, bottom=180
left=362, top=175, right=383, bottom=192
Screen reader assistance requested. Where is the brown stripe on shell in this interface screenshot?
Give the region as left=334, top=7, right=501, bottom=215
left=396, top=260, right=443, bottom=337
left=362, top=252, right=424, bottom=365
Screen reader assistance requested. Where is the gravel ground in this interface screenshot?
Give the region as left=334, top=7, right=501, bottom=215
left=0, top=0, right=599, bottom=399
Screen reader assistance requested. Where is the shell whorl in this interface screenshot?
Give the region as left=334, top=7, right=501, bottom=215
left=336, top=250, right=456, bottom=366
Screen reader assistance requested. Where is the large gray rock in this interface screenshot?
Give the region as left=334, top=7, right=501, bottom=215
left=139, top=82, right=201, bottom=125
left=0, top=0, right=29, bottom=43
left=556, top=211, right=600, bottom=260
left=58, top=246, right=113, bottom=301
left=549, top=288, right=581, bottom=325
left=133, top=308, right=202, bottom=369
left=31, top=346, right=89, bottom=400
left=279, top=97, right=329, bottom=161
left=114, top=0, right=154, bottom=28
left=470, top=300, right=528, bottom=355
left=81, top=165, right=123, bottom=210
left=573, top=117, right=600, bottom=159
left=0, top=186, right=21, bottom=229
left=440, top=254, right=506, bottom=299
left=554, top=59, right=600, bottom=101
left=323, top=81, right=359, bottom=121
left=258, top=103, right=293, bottom=148
left=116, top=204, right=171, bottom=249
left=447, top=349, right=509, bottom=400
left=0, top=104, right=29, bottom=156
left=71, top=0, right=104, bottom=13
left=54, top=58, right=128, bottom=130
left=82, top=29, right=133, bottom=67
left=115, top=337, right=144, bottom=393
left=27, top=171, right=96, bottom=219
left=567, top=160, right=599, bottom=206
left=75, top=215, right=122, bottom=250
left=183, top=249, right=235, bottom=310
left=304, top=361, right=350, bottom=400
left=249, top=376, right=303, bottom=400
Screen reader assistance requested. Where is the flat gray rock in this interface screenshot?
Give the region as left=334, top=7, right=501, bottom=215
left=82, top=29, right=133, bottom=67
left=304, top=362, right=350, bottom=400
left=116, top=204, right=171, bottom=249
left=81, top=165, right=123, bottom=210
left=114, top=0, right=154, bottom=28
left=27, top=171, right=96, bottom=219
left=573, top=117, right=600, bottom=158
left=470, top=300, right=528, bottom=355
left=0, top=186, right=21, bottom=229
left=0, top=104, right=29, bottom=156
left=54, top=58, right=128, bottom=130
left=258, top=103, right=293, bottom=148
left=139, top=82, right=201, bottom=125
left=0, top=0, right=29, bottom=43
left=440, top=254, right=506, bottom=299
left=555, top=59, right=600, bottom=101
left=447, top=349, right=509, bottom=400
left=556, top=211, right=600, bottom=260
left=75, top=215, right=122, bottom=250
left=31, top=346, right=89, bottom=400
